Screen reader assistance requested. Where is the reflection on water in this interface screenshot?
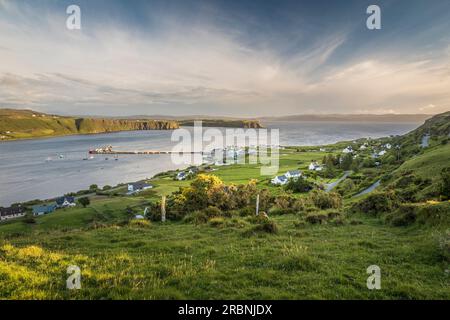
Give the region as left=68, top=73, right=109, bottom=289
left=0, top=121, right=420, bottom=206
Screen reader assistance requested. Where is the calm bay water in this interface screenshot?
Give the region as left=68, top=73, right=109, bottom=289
left=0, top=121, right=420, bottom=206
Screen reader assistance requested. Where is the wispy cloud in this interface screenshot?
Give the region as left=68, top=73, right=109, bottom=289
left=0, top=1, right=449, bottom=116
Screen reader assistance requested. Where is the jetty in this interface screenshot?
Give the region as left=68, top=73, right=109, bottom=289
left=89, top=146, right=204, bottom=155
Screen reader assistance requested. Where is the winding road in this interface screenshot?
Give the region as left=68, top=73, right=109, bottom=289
left=325, top=171, right=351, bottom=192
left=353, top=180, right=381, bottom=198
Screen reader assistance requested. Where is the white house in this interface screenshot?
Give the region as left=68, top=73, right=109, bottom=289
left=176, top=172, right=187, bottom=181
left=378, top=150, right=387, bottom=156
left=56, top=196, right=76, bottom=208
left=285, top=170, right=302, bottom=178
left=359, top=144, right=367, bottom=150
left=127, top=182, right=153, bottom=194
left=383, top=143, right=392, bottom=149
left=342, top=146, right=353, bottom=153
left=271, top=175, right=288, bottom=185
left=308, top=162, right=323, bottom=171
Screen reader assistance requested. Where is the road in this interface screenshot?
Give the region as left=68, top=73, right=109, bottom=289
left=325, top=171, right=351, bottom=192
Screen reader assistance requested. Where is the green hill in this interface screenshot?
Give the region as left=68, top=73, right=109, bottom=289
left=0, top=109, right=179, bottom=141
left=0, top=111, right=449, bottom=299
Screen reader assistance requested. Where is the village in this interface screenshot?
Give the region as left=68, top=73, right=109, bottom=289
left=0, top=137, right=400, bottom=223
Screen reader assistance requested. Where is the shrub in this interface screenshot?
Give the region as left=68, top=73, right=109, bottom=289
left=245, top=215, right=279, bottom=234
left=285, top=176, right=314, bottom=193
left=440, top=167, right=450, bottom=200
left=208, top=217, right=226, bottom=228
left=416, top=202, right=450, bottom=226
left=183, top=211, right=208, bottom=224
left=23, top=216, right=36, bottom=224
left=386, top=204, right=417, bottom=226
left=128, top=219, right=151, bottom=228
left=305, top=212, right=328, bottom=224
left=355, top=191, right=398, bottom=215
left=78, top=197, right=90, bottom=208
left=291, top=198, right=311, bottom=214
left=309, top=190, right=342, bottom=210
left=239, top=206, right=255, bottom=217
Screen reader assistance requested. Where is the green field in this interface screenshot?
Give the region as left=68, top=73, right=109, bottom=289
left=0, top=113, right=449, bottom=300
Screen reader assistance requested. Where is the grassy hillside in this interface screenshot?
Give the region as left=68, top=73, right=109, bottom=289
left=0, top=109, right=264, bottom=141
left=0, top=112, right=449, bottom=300
left=0, top=109, right=179, bottom=141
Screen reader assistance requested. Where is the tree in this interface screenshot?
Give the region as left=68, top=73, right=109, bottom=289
left=340, top=153, right=353, bottom=170
left=89, top=184, right=98, bottom=192
left=78, top=197, right=90, bottom=207
left=285, top=176, right=313, bottom=193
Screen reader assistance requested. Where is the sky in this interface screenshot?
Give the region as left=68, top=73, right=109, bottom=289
left=0, top=0, right=450, bottom=117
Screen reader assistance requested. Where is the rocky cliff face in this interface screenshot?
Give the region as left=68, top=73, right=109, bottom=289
left=179, top=119, right=263, bottom=128
left=75, top=118, right=179, bottom=133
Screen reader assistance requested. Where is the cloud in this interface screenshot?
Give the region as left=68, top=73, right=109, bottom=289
left=0, top=2, right=449, bottom=116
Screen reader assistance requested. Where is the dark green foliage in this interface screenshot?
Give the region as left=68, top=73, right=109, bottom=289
left=22, top=216, right=36, bottom=224
left=340, top=153, right=353, bottom=170
left=386, top=204, right=417, bottom=227
left=354, top=191, right=398, bottom=216
left=440, top=167, right=450, bottom=200
left=78, top=197, right=90, bottom=208
left=285, top=176, right=314, bottom=193
left=416, top=202, right=450, bottom=226
left=309, top=190, right=342, bottom=210
left=245, top=215, right=279, bottom=234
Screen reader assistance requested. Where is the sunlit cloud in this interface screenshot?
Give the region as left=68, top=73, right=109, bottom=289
left=0, top=1, right=449, bottom=116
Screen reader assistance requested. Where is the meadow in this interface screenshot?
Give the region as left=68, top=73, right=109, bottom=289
left=0, top=112, right=449, bottom=300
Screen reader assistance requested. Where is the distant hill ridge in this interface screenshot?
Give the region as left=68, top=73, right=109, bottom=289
left=0, top=109, right=179, bottom=141
left=0, top=109, right=263, bottom=141
left=260, top=114, right=433, bottom=122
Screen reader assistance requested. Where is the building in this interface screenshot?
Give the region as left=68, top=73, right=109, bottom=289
left=308, top=162, right=323, bottom=171
left=378, top=150, right=387, bottom=156
left=271, top=175, right=288, bottom=185
left=56, top=196, right=76, bottom=208
left=127, top=182, right=153, bottom=194
left=0, top=206, right=25, bottom=221
left=32, top=204, right=57, bottom=216
left=342, top=146, right=353, bottom=153
left=176, top=172, right=187, bottom=181
left=285, top=170, right=302, bottom=178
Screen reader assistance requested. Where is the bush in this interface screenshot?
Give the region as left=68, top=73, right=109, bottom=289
left=128, top=219, right=151, bottom=228
left=285, top=176, right=314, bottom=193
left=354, top=191, right=398, bottom=215
left=239, top=206, right=255, bottom=217
left=78, top=197, right=90, bottom=208
left=416, top=202, right=450, bottom=226
left=385, top=204, right=417, bottom=226
left=245, top=215, right=279, bottom=234
left=208, top=217, right=226, bottom=228
left=23, top=216, right=36, bottom=224
left=440, top=167, right=450, bottom=200
left=305, top=213, right=328, bottom=224
left=309, top=190, right=342, bottom=210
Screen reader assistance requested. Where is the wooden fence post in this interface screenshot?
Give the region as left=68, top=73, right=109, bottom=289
left=256, top=194, right=260, bottom=216
left=161, top=196, right=166, bottom=222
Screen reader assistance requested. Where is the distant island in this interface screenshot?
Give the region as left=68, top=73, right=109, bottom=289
left=0, top=109, right=262, bottom=141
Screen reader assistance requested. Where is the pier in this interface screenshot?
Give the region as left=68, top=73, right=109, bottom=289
left=89, top=149, right=205, bottom=155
